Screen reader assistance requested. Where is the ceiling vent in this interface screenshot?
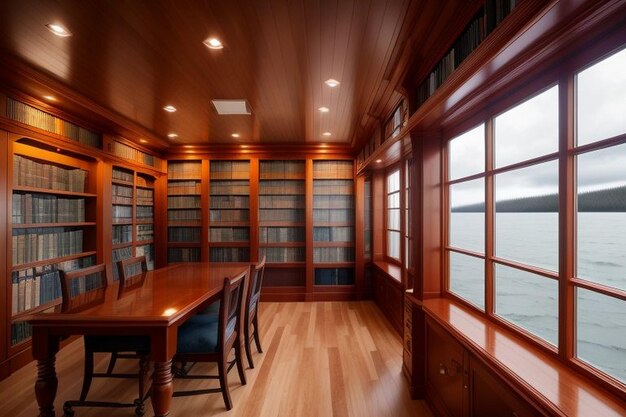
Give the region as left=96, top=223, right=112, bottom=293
left=211, top=99, right=252, bottom=115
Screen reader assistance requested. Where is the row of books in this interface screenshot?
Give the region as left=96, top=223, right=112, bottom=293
left=168, top=180, right=201, bottom=195
left=66, top=272, right=104, bottom=298
left=169, top=247, right=201, bottom=262
left=210, top=209, right=249, bottom=222
left=259, top=226, right=305, bottom=243
left=168, top=195, right=201, bottom=209
left=259, top=180, right=305, bottom=195
left=313, top=226, right=354, bottom=242
left=11, top=321, right=32, bottom=346
left=14, top=155, right=87, bottom=193
left=312, top=161, right=353, bottom=179
left=210, top=227, right=250, bottom=242
left=112, top=245, right=133, bottom=280
left=169, top=227, right=201, bottom=243
left=112, top=225, right=132, bottom=244
left=12, top=193, right=85, bottom=224
left=384, top=100, right=409, bottom=140
left=112, top=168, right=133, bottom=183
left=313, top=180, right=353, bottom=195
left=210, top=195, right=250, bottom=209
left=313, top=195, right=354, bottom=209
left=168, top=209, right=201, bottom=221
left=313, top=209, right=354, bottom=223
left=7, top=98, right=101, bottom=149
left=168, top=161, right=202, bottom=179
left=259, top=195, right=305, bottom=209
left=364, top=180, right=372, bottom=259
left=12, top=228, right=84, bottom=265
left=259, top=160, right=305, bottom=179
left=113, top=184, right=133, bottom=197
left=210, top=181, right=250, bottom=195
left=210, top=161, right=250, bottom=180
left=11, top=256, right=96, bottom=315
left=112, top=205, right=132, bottom=221
left=136, top=188, right=154, bottom=206
left=259, top=209, right=304, bottom=222
left=209, top=247, right=250, bottom=262
left=110, top=140, right=160, bottom=168
left=314, top=268, right=354, bottom=285
left=259, top=247, right=305, bottom=263
left=136, top=206, right=153, bottom=219
left=313, top=247, right=355, bottom=263
left=137, top=224, right=154, bottom=241
left=136, top=243, right=154, bottom=270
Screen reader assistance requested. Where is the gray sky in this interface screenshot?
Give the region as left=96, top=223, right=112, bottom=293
left=449, top=47, right=626, bottom=208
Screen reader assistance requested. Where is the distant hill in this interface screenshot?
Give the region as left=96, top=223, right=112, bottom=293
left=452, top=185, right=626, bottom=212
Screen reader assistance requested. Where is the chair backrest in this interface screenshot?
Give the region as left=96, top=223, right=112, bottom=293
left=246, top=257, right=266, bottom=318
left=59, top=264, right=108, bottom=313
left=219, top=269, right=248, bottom=348
left=116, top=256, right=148, bottom=295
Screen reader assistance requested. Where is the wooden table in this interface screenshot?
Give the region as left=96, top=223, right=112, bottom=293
left=29, top=262, right=250, bottom=417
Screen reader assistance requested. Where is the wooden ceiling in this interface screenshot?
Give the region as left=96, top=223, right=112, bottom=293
left=0, top=0, right=470, bottom=150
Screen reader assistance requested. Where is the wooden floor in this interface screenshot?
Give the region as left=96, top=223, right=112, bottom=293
left=0, top=301, right=433, bottom=417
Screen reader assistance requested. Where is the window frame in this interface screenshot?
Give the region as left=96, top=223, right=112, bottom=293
left=384, top=164, right=403, bottom=266
left=442, top=45, right=626, bottom=394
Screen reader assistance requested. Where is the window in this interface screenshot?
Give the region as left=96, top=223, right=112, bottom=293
left=386, top=169, right=401, bottom=261
left=404, top=159, right=413, bottom=271
left=445, top=46, right=626, bottom=388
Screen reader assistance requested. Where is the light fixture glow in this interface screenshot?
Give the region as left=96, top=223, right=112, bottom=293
left=322, top=132, right=332, bottom=136
left=325, top=79, right=340, bottom=87
left=46, top=23, right=72, bottom=37
left=376, top=159, right=382, bottom=163
left=43, top=95, right=57, bottom=101
left=162, top=308, right=178, bottom=316
left=167, top=133, right=178, bottom=138
left=204, top=38, right=224, bottom=49
left=318, top=106, right=330, bottom=113
left=240, top=144, right=248, bottom=149
left=183, top=145, right=194, bottom=148
left=139, top=139, right=148, bottom=144
left=163, top=105, right=177, bottom=113
left=231, top=133, right=240, bottom=138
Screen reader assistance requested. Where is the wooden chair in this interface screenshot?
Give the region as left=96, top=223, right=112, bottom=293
left=173, top=268, right=248, bottom=410
left=59, top=262, right=150, bottom=417
left=244, top=256, right=266, bottom=368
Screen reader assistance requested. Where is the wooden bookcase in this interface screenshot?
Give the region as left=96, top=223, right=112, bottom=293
left=312, top=160, right=356, bottom=293
left=167, top=160, right=203, bottom=263
left=208, top=160, right=251, bottom=262
left=7, top=137, right=98, bottom=351
left=258, top=160, right=306, bottom=290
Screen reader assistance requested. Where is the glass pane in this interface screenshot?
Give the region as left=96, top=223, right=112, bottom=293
left=450, top=179, right=484, bottom=253
left=495, top=85, right=559, bottom=168
left=388, top=208, right=400, bottom=230
left=388, top=192, right=400, bottom=208
left=387, top=170, right=400, bottom=193
left=449, top=124, right=485, bottom=180
left=449, top=252, right=484, bottom=310
left=387, top=230, right=400, bottom=259
left=577, top=143, right=626, bottom=292
left=577, top=288, right=626, bottom=383
left=577, top=47, right=626, bottom=146
left=495, top=160, right=559, bottom=271
left=495, top=264, right=558, bottom=346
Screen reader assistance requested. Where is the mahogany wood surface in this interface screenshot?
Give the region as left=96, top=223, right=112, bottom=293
left=423, top=298, right=626, bottom=417
left=29, top=262, right=250, bottom=417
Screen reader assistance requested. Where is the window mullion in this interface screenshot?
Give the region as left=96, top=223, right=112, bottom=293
left=485, top=119, right=495, bottom=316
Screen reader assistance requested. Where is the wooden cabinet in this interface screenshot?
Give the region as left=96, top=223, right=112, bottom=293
left=372, top=263, right=404, bottom=334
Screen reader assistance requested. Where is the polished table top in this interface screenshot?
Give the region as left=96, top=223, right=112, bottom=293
left=29, top=262, right=251, bottom=328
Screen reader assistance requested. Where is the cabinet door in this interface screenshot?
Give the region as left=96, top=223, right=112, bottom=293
left=426, top=319, right=466, bottom=417
left=469, top=355, right=542, bottom=417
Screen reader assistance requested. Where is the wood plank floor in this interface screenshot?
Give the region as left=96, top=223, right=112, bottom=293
left=0, top=301, right=433, bottom=417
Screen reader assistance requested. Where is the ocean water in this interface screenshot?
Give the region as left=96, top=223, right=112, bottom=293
left=449, top=212, right=626, bottom=383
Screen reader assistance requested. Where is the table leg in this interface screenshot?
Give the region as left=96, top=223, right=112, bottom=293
left=151, top=359, right=173, bottom=417
left=35, top=356, right=58, bottom=417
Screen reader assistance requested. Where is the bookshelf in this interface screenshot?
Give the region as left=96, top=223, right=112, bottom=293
left=209, top=160, right=250, bottom=262
left=9, top=138, right=98, bottom=348
left=312, top=160, right=355, bottom=287
left=167, top=161, right=202, bottom=263
left=259, top=160, right=306, bottom=287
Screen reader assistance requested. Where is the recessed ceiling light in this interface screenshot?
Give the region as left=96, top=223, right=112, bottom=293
left=318, top=106, right=330, bottom=113
left=376, top=159, right=382, bottom=163
left=167, top=133, right=178, bottom=138
left=322, top=132, right=332, bottom=136
left=183, top=145, right=194, bottom=148
left=163, top=105, right=177, bottom=112
left=46, top=23, right=72, bottom=37
left=240, top=144, right=248, bottom=148
left=325, top=79, right=340, bottom=87
left=204, top=38, right=224, bottom=49
left=212, top=99, right=252, bottom=115
left=43, top=95, right=56, bottom=101
left=231, top=133, right=240, bottom=138
left=139, top=139, right=148, bottom=144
